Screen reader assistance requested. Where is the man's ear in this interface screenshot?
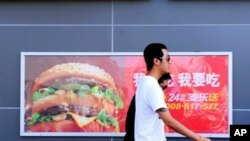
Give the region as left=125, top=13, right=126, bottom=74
left=153, top=58, right=160, bottom=65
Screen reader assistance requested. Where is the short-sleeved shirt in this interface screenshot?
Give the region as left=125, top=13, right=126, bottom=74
left=135, top=76, right=167, bottom=141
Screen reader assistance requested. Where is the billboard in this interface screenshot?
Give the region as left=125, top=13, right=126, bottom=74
left=20, top=52, right=232, bottom=137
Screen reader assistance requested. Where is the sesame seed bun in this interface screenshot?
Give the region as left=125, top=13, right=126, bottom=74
left=32, top=63, right=116, bottom=93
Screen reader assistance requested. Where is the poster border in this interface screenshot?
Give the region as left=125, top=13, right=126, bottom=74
left=20, top=52, right=232, bottom=138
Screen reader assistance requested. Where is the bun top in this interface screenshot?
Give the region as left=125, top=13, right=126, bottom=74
left=32, top=63, right=116, bottom=92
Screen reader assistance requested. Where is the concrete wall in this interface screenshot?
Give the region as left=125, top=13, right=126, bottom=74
left=1, top=1, right=250, bottom=141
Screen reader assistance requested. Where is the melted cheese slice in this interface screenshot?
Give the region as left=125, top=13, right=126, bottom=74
left=67, top=112, right=97, bottom=128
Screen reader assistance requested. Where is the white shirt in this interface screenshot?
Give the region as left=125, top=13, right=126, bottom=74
left=135, top=76, right=168, bottom=141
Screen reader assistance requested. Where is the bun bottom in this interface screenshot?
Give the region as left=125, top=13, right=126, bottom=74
left=27, top=120, right=116, bottom=132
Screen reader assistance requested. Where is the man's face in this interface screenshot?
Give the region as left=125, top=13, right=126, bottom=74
left=159, top=49, right=170, bottom=73
left=159, top=79, right=169, bottom=90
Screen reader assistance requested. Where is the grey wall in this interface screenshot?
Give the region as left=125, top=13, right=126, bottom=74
left=0, top=0, right=250, bottom=141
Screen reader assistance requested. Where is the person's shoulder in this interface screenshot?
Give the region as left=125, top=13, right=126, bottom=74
left=144, top=76, right=158, bottom=86
left=145, top=75, right=158, bottom=81
left=142, top=76, right=155, bottom=82
left=137, top=76, right=149, bottom=85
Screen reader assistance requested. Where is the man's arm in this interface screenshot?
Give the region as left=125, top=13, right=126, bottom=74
left=156, top=108, right=211, bottom=141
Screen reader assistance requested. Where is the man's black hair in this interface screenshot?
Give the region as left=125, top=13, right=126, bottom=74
left=158, top=73, right=171, bottom=84
left=143, top=43, right=168, bottom=71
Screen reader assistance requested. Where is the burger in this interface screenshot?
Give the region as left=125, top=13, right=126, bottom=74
left=25, top=63, right=124, bottom=132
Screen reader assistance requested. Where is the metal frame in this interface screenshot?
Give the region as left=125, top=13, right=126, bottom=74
left=20, top=52, right=232, bottom=137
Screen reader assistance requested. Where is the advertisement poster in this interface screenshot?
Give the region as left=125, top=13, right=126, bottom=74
left=20, top=52, right=232, bottom=137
